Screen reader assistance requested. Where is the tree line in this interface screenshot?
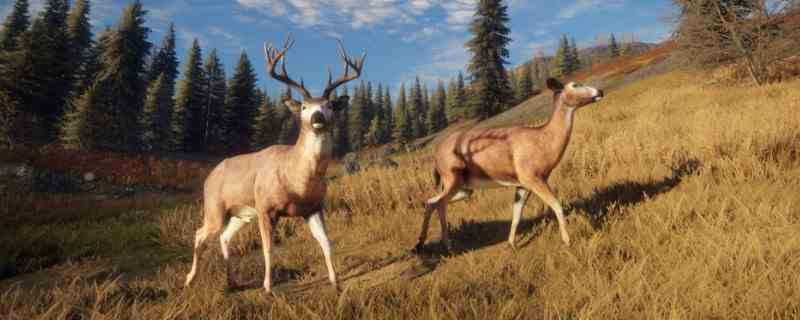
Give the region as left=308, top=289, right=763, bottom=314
left=0, top=0, right=545, bottom=154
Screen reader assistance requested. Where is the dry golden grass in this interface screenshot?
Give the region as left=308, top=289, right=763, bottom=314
left=2, top=70, right=800, bottom=319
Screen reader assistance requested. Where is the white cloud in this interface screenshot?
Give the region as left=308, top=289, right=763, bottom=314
left=401, top=26, right=438, bottom=43
left=233, top=0, right=479, bottom=47
left=558, top=0, right=624, bottom=19
left=399, top=36, right=470, bottom=87
left=235, top=0, right=477, bottom=32
left=209, top=26, right=244, bottom=50
left=441, top=0, right=475, bottom=27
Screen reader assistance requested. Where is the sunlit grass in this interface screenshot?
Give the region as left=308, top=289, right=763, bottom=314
left=2, top=70, right=800, bottom=319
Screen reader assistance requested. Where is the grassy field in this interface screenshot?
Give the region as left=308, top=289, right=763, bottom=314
left=2, top=67, right=800, bottom=319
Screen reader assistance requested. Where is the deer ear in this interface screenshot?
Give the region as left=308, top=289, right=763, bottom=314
left=284, top=99, right=302, bottom=114
left=546, top=78, right=564, bottom=92
left=332, top=95, right=349, bottom=112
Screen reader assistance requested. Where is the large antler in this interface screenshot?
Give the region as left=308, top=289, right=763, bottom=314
left=322, top=40, right=367, bottom=99
left=263, top=37, right=313, bottom=100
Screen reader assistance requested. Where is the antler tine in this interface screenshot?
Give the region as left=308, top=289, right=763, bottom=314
left=263, top=36, right=312, bottom=100
left=323, top=40, right=367, bottom=98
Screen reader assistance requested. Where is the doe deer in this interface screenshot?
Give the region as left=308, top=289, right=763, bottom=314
left=184, top=37, right=365, bottom=294
left=415, top=78, right=604, bottom=252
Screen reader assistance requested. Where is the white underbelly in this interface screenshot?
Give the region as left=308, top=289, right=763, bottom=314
left=465, top=178, right=521, bottom=189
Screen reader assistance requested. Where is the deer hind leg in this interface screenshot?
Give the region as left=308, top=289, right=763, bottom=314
left=307, top=210, right=337, bottom=289
left=415, top=170, right=464, bottom=252
left=219, top=206, right=257, bottom=288
left=508, top=187, right=531, bottom=248
left=526, top=180, right=570, bottom=246
left=185, top=203, right=224, bottom=287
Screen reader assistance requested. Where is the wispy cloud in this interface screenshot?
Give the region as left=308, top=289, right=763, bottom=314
left=208, top=26, right=244, bottom=50
left=559, top=0, right=625, bottom=19
left=401, top=26, right=438, bottom=43
left=399, top=36, right=470, bottom=86
left=234, top=0, right=477, bottom=39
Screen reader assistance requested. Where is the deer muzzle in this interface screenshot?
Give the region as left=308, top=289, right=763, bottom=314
left=310, top=111, right=327, bottom=129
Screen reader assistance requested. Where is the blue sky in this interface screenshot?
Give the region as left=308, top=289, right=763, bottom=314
left=2, top=0, right=675, bottom=97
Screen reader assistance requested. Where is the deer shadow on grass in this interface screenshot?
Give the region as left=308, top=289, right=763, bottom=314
left=414, top=158, right=702, bottom=267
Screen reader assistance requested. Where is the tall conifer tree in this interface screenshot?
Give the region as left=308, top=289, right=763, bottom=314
left=466, top=0, right=512, bottom=119
left=0, top=0, right=30, bottom=51
left=173, top=39, right=205, bottom=151
left=224, top=52, right=258, bottom=153
left=203, top=49, right=226, bottom=148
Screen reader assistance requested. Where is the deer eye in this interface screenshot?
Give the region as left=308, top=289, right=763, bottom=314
left=301, top=105, right=307, bottom=111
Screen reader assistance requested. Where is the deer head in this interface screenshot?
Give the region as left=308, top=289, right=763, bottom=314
left=546, top=78, right=604, bottom=108
left=263, top=37, right=366, bottom=132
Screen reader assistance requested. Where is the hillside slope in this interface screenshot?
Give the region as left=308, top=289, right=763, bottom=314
left=2, top=45, right=799, bottom=319
left=423, top=43, right=675, bottom=149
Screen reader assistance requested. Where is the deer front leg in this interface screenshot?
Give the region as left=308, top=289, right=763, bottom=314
left=256, top=209, right=275, bottom=294
left=526, top=180, right=570, bottom=246
left=508, top=187, right=531, bottom=248
left=435, top=201, right=453, bottom=252
left=415, top=202, right=436, bottom=252
left=307, top=209, right=337, bottom=290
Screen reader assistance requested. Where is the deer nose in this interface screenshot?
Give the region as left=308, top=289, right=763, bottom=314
left=310, top=111, right=327, bottom=129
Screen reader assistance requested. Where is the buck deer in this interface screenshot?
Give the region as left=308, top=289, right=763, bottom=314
left=184, top=37, right=365, bottom=294
left=414, top=78, right=604, bottom=252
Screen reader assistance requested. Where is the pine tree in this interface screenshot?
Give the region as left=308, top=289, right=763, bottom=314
left=364, top=81, right=374, bottom=126
left=551, top=35, right=569, bottom=77
left=409, top=76, right=425, bottom=137
left=609, top=33, right=620, bottom=58
left=427, top=80, right=447, bottom=133
left=147, top=24, right=178, bottom=82
left=58, top=28, right=112, bottom=149
left=393, top=83, right=412, bottom=143
left=367, top=83, right=387, bottom=145
left=251, top=92, right=278, bottom=149
left=466, top=0, right=513, bottom=119
left=332, top=87, right=350, bottom=156
left=140, top=73, right=171, bottom=150
left=59, top=83, right=99, bottom=149
left=8, top=0, right=73, bottom=142
left=422, top=81, right=431, bottom=135
left=569, top=37, right=581, bottom=73
left=203, top=49, right=226, bottom=148
left=0, top=0, right=30, bottom=51
left=516, top=62, right=534, bottom=103
left=381, top=86, right=393, bottom=143
left=445, top=77, right=458, bottom=122
left=224, top=52, right=258, bottom=153
left=66, top=0, right=93, bottom=96
left=172, top=39, right=205, bottom=151
left=84, top=0, right=151, bottom=149
left=348, top=83, right=366, bottom=150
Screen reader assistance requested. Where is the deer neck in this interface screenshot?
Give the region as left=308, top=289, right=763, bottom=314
left=290, top=128, right=334, bottom=179
left=540, top=97, right=576, bottom=167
